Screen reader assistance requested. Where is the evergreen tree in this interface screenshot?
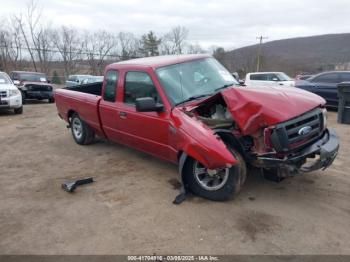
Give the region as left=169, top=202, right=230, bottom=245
left=139, top=31, right=161, bottom=57
left=51, top=70, right=61, bottom=84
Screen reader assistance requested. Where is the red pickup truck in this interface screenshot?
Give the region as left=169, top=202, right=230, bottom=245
left=54, top=55, right=339, bottom=201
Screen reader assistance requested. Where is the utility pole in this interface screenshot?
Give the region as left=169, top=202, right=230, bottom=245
left=256, top=36, right=268, bottom=72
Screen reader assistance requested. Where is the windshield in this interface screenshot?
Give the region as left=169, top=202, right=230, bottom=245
left=0, top=73, right=11, bottom=84
left=277, top=72, right=292, bottom=81
left=19, top=73, right=47, bottom=82
left=156, top=58, right=238, bottom=105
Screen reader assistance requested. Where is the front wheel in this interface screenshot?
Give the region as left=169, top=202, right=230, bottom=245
left=183, top=149, right=247, bottom=201
left=70, top=113, right=94, bottom=145
left=14, top=106, right=23, bottom=114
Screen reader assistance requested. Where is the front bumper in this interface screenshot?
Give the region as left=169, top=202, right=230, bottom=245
left=0, top=94, right=22, bottom=109
left=257, top=128, right=339, bottom=176
left=24, top=90, right=53, bottom=99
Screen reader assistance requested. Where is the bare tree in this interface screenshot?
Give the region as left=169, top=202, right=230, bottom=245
left=0, top=17, right=23, bottom=71
left=186, top=43, right=205, bottom=54
left=118, top=32, right=139, bottom=60
left=52, top=26, right=83, bottom=77
left=84, top=30, right=117, bottom=75
left=161, top=26, right=188, bottom=55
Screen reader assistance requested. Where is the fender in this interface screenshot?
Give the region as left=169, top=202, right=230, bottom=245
left=171, top=108, right=238, bottom=170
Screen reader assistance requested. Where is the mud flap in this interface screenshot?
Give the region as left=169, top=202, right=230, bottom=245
left=173, top=152, right=190, bottom=205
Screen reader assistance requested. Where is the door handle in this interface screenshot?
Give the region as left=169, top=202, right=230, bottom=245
left=119, top=111, right=127, bottom=119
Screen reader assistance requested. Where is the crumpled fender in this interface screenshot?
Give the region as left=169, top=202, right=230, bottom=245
left=221, top=86, right=326, bottom=135
left=171, top=108, right=237, bottom=170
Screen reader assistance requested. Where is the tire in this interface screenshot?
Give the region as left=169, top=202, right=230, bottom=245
left=21, top=92, right=26, bottom=104
left=14, top=106, right=23, bottom=114
left=70, top=113, right=94, bottom=145
left=48, top=97, right=55, bottom=103
left=183, top=149, right=247, bottom=201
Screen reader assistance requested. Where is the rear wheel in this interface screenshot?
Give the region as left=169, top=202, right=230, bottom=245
left=183, top=149, right=247, bottom=201
left=70, top=113, right=94, bottom=145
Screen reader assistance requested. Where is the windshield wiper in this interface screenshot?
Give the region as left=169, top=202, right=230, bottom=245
left=214, top=83, right=235, bottom=92
left=175, top=93, right=212, bottom=106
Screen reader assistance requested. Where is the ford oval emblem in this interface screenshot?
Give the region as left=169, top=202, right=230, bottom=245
left=298, top=126, right=312, bottom=136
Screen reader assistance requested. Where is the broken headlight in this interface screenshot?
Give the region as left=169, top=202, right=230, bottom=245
left=322, top=108, right=327, bottom=130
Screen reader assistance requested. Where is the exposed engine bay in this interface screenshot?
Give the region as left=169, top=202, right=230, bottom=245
left=191, top=96, right=235, bottom=129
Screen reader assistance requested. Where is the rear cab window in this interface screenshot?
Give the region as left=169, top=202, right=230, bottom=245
left=124, top=71, right=162, bottom=105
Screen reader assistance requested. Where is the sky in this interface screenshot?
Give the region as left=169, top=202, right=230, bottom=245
left=1, top=0, right=350, bottom=49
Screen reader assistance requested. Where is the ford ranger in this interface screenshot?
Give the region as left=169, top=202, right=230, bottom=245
left=54, top=55, right=339, bottom=201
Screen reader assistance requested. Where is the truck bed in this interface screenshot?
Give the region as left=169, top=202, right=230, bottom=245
left=54, top=82, right=104, bottom=136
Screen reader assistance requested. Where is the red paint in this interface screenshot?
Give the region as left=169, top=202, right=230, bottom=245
left=54, top=55, right=325, bottom=170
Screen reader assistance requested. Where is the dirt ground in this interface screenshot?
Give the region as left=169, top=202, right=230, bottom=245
left=0, top=102, right=349, bottom=255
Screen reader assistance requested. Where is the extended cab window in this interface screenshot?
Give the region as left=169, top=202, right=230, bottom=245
left=103, top=71, right=119, bottom=102
left=124, top=71, right=161, bottom=105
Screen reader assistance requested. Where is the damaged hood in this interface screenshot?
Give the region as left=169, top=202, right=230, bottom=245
left=220, top=86, right=325, bottom=135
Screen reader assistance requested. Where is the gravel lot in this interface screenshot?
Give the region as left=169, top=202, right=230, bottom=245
left=0, top=102, right=349, bottom=255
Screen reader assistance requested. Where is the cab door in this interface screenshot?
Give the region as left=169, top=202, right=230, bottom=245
left=99, top=70, right=122, bottom=141
left=114, top=70, right=177, bottom=163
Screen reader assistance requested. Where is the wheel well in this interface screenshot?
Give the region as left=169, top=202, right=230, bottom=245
left=67, top=110, right=76, bottom=122
left=215, top=131, right=252, bottom=163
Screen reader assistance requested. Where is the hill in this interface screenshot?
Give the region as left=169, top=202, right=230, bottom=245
left=219, top=33, right=350, bottom=77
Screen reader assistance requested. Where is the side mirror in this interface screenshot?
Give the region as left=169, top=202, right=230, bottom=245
left=47, top=80, right=51, bottom=84
left=135, top=97, right=164, bottom=112
left=239, top=80, right=245, bottom=86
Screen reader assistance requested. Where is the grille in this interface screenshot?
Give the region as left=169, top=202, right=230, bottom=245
left=0, top=91, right=7, bottom=98
left=26, top=85, right=52, bottom=91
left=270, top=108, right=324, bottom=152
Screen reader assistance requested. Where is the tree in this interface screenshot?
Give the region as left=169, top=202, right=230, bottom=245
left=51, top=70, right=61, bottom=84
left=52, top=26, right=83, bottom=77
left=161, top=26, right=188, bottom=55
left=15, top=0, right=54, bottom=74
left=0, top=17, right=23, bottom=71
left=83, top=30, right=117, bottom=74
left=139, top=31, right=161, bottom=57
left=118, top=32, right=139, bottom=60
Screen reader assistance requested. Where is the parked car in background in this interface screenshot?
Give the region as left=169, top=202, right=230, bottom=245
left=54, top=55, right=339, bottom=201
left=0, top=72, right=23, bottom=114
left=66, top=75, right=92, bottom=87
left=295, top=74, right=313, bottom=81
left=245, top=72, right=295, bottom=87
left=10, top=71, right=54, bottom=103
left=81, top=76, right=104, bottom=84
left=295, top=71, right=350, bottom=108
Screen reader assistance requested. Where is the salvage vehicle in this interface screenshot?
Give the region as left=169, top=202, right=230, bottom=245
left=10, top=71, right=54, bottom=103
left=54, top=55, right=339, bottom=201
left=296, top=71, right=350, bottom=108
left=245, top=72, right=295, bottom=87
left=0, top=72, right=23, bottom=114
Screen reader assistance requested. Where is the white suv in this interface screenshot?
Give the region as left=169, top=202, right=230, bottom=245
left=244, top=72, right=295, bottom=87
left=0, top=72, right=23, bottom=114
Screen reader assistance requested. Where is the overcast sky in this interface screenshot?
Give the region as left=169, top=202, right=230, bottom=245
left=1, top=0, right=350, bottom=49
